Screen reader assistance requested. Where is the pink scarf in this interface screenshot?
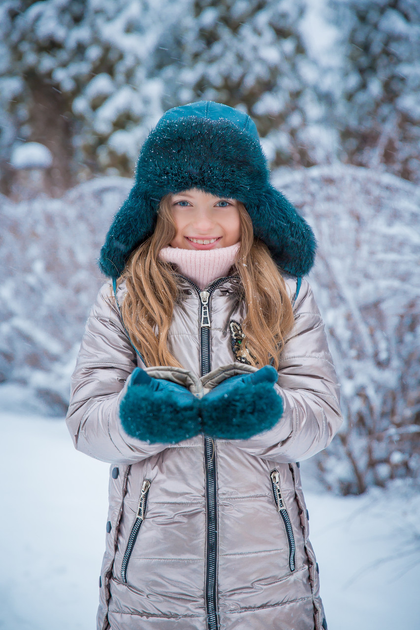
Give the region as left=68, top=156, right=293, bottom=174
left=159, top=243, right=240, bottom=289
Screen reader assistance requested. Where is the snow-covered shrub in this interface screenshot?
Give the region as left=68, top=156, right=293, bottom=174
left=275, top=164, right=420, bottom=494
left=1, top=165, right=419, bottom=493
left=9, top=142, right=53, bottom=199
left=0, top=177, right=131, bottom=412
left=335, top=0, right=420, bottom=184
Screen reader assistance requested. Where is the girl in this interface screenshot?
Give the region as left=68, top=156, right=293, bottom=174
left=66, top=101, right=342, bottom=630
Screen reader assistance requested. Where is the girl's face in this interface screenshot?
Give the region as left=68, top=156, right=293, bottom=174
left=169, top=189, right=241, bottom=250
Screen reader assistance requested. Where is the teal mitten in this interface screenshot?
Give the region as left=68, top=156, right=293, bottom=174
left=120, top=368, right=200, bottom=443
left=200, top=365, right=283, bottom=439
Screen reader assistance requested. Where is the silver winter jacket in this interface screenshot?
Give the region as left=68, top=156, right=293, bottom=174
left=66, top=274, right=342, bottom=630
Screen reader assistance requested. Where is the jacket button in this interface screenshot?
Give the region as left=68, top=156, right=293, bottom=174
left=306, top=508, right=310, bottom=521
left=316, top=562, right=319, bottom=574
left=106, top=521, right=112, bottom=533
left=112, top=467, right=119, bottom=479
left=99, top=576, right=102, bottom=588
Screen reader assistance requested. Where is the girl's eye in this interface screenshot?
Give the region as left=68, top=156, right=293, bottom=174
left=216, top=200, right=231, bottom=207
left=174, top=200, right=191, bottom=207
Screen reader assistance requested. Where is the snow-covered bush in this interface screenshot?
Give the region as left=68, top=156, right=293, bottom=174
left=0, top=177, right=131, bottom=412
left=1, top=165, right=419, bottom=493
left=335, top=0, right=420, bottom=183
left=275, top=164, right=420, bottom=494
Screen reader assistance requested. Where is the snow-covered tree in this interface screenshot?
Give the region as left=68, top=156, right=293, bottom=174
left=1, top=0, right=419, bottom=492
left=335, top=0, right=420, bottom=183
left=0, top=0, right=332, bottom=198
left=1, top=0, right=419, bottom=196
left=0, top=0, right=179, bottom=194
left=167, top=0, right=337, bottom=169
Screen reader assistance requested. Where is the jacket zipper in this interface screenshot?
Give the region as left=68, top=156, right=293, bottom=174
left=270, top=470, right=296, bottom=572
left=200, top=289, right=211, bottom=376
left=200, top=279, right=230, bottom=630
left=121, top=479, right=151, bottom=584
left=178, top=275, right=230, bottom=630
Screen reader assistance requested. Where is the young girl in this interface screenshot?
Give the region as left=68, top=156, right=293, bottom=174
left=66, top=101, right=342, bottom=630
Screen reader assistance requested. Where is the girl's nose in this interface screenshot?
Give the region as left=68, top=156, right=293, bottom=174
left=191, top=208, right=215, bottom=232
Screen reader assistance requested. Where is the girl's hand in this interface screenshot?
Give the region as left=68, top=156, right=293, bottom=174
left=120, top=368, right=200, bottom=444
left=119, top=366, right=283, bottom=444
left=200, top=366, right=283, bottom=440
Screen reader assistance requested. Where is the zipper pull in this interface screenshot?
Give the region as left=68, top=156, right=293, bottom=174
left=270, top=470, right=285, bottom=511
left=200, top=291, right=211, bottom=328
left=136, top=479, right=151, bottom=520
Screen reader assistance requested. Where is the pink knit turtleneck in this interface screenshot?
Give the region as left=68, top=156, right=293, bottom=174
left=159, top=242, right=240, bottom=289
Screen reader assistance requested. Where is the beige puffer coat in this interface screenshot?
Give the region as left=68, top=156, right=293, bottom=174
left=66, top=274, right=342, bottom=630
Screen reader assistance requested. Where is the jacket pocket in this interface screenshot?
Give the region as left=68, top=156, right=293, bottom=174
left=121, top=479, right=151, bottom=584
left=270, top=470, right=296, bottom=572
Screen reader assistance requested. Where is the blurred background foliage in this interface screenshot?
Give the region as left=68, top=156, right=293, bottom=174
left=1, top=0, right=419, bottom=197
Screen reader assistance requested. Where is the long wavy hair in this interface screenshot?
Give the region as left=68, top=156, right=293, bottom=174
left=119, top=195, right=294, bottom=369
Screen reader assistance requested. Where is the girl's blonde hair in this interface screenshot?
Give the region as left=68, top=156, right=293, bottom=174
left=120, top=196, right=294, bottom=370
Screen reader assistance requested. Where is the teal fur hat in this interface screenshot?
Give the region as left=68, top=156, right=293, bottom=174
left=99, top=101, right=316, bottom=278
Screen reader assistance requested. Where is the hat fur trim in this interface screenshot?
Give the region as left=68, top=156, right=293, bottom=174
left=99, top=115, right=316, bottom=278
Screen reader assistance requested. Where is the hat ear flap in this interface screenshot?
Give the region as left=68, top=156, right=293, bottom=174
left=99, top=186, right=157, bottom=278
left=248, top=186, right=316, bottom=277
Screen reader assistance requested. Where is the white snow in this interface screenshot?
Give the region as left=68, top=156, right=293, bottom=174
left=10, top=143, right=53, bottom=170
left=305, top=480, right=420, bottom=629
left=85, top=73, right=115, bottom=102
left=300, top=0, right=340, bottom=67
left=0, top=411, right=419, bottom=630
left=94, top=86, right=142, bottom=135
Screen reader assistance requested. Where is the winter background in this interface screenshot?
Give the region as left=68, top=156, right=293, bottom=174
left=0, top=0, right=419, bottom=628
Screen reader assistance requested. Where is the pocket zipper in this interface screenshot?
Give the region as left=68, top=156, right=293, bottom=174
left=121, top=479, right=151, bottom=584
left=270, top=470, right=296, bottom=572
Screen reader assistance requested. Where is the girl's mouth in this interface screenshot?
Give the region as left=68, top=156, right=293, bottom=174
left=185, top=236, right=222, bottom=249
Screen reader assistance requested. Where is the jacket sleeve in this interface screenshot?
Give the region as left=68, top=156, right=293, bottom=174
left=65, top=282, right=170, bottom=464
left=234, top=278, right=343, bottom=463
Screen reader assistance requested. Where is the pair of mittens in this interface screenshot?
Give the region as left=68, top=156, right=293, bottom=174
left=119, top=365, right=283, bottom=443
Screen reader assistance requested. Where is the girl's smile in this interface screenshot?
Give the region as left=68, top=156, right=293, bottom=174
left=170, top=188, right=241, bottom=250
left=185, top=236, right=222, bottom=248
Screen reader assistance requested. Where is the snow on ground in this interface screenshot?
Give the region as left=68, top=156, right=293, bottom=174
left=0, top=413, right=108, bottom=630
left=0, top=412, right=419, bottom=630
